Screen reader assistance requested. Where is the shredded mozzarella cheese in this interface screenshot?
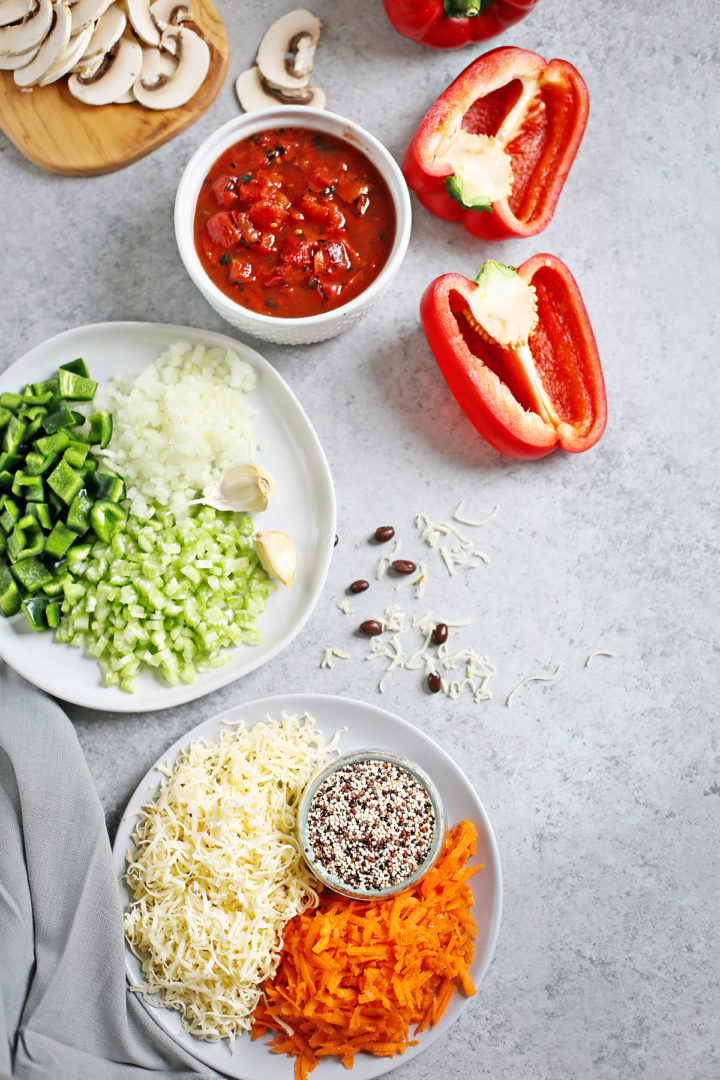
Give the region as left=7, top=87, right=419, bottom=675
left=123, top=713, right=337, bottom=1042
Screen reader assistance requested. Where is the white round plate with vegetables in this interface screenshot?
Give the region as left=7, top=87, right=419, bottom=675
left=0, top=323, right=335, bottom=712
left=113, top=693, right=503, bottom=1080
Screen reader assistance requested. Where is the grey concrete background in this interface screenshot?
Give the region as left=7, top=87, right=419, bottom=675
left=1, top=0, right=718, bottom=1077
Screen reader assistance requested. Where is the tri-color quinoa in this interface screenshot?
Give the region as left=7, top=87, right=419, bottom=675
left=304, top=758, right=436, bottom=892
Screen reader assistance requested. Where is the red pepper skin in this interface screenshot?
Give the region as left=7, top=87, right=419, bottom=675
left=420, top=255, right=607, bottom=459
left=382, top=0, right=540, bottom=50
left=403, top=47, right=589, bottom=239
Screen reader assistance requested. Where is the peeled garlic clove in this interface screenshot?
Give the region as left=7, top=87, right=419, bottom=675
left=253, top=530, right=296, bottom=588
left=191, top=463, right=276, bottom=512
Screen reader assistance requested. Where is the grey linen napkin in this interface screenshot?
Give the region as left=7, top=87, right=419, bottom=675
left=0, top=663, right=216, bottom=1080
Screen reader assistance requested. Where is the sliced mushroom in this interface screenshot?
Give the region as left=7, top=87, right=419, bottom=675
left=132, top=23, right=207, bottom=109
left=14, top=0, right=71, bottom=85
left=148, top=0, right=189, bottom=32
left=67, top=32, right=141, bottom=101
left=255, top=8, right=320, bottom=92
left=0, top=38, right=37, bottom=64
left=235, top=64, right=325, bottom=113
left=0, top=0, right=53, bottom=56
left=37, top=17, right=92, bottom=81
left=0, top=0, right=34, bottom=28
left=80, top=1, right=125, bottom=59
left=68, top=0, right=114, bottom=35
left=125, top=0, right=158, bottom=45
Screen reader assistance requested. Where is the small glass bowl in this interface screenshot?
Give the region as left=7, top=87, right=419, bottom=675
left=296, top=749, right=446, bottom=901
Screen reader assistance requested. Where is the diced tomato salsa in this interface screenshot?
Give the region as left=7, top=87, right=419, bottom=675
left=193, top=127, right=397, bottom=319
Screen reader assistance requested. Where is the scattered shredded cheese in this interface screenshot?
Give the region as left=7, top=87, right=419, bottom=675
left=336, top=600, right=351, bottom=615
left=123, top=713, right=337, bottom=1042
left=585, top=650, right=615, bottom=666
left=453, top=501, right=500, bottom=527
left=505, top=663, right=563, bottom=708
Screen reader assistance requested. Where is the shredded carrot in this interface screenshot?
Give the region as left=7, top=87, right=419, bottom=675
left=252, top=819, right=481, bottom=1074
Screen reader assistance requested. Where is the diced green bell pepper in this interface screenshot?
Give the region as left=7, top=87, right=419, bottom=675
left=21, top=596, right=50, bottom=631
left=90, top=499, right=127, bottom=542
left=0, top=406, right=11, bottom=431
left=87, top=411, right=113, bottom=449
left=42, top=401, right=75, bottom=434
left=26, top=502, right=52, bottom=530
left=0, top=564, right=21, bottom=616
left=86, top=471, right=125, bottom=503
left=3, top=416, right=26, bottom=453
left=34, top=431, right=70, bottom=456
left=47, top=459, right=84, bottom=505
left=45, top=520, right=78, bottom=559
left=0, top=392, right=22, bottom=410
left=66, top=488, right=92, bottom=534
left=59, top=358, right=90, bottom=379
left=58, top=367, right=97, bottom=401
left=11, top=472, right=44, bottom=502
left=0, top=499, right=21, bottom=533
left=63, top=442, right=89, bottom=468
left=11, top=556, right=53, bottom=594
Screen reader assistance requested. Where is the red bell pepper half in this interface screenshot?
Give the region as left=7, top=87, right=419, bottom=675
left=403, top=47, right=589, bottom=239
left=383, top=0, right=540, bottom=50
left=420, top=256, right=606, bottom=459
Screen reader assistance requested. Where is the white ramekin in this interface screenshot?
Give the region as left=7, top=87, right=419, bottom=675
left=174, top=107, right=412, bottom=346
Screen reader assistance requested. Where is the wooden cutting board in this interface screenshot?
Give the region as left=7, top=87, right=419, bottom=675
left=0, top=0, right=229, bottom=177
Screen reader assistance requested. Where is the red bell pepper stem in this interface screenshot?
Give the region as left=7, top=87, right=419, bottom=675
left=420, top=255, right=607, bottom=459
left=382, top=0, right=541, bottom=50
left=403, top=46, right=589, bottom=239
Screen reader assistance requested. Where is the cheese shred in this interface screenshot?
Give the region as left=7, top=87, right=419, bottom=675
left=123, top=713, right=337, bottom=1042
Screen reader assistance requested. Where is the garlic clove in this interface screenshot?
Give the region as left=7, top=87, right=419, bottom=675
left=189, top=463, right=276, bottom=513
left=253, top=530, right=296, bottom=588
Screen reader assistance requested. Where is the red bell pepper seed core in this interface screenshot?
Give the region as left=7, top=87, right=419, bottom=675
left=392, top=560, right=417, bottom=575
left=428, top=672, right=442, bottom=694
left=360, top=619, right=383, bottom=636
left=374, top=525, right=395, bottom=542
left=349, top=579, right=370, bottom=594
left=432, top=622, right=449, bottom=645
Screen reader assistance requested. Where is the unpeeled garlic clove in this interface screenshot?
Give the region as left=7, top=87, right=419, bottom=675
left=190, top=463, right=276, bottom=513
left=253, top=530, right=296, bottom=588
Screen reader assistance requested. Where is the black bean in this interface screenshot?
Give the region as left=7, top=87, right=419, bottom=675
left=432, top=622, right=448, bottom=645
left=392, top=559, right=417, bottom=575
left=428, top=672, right=442, bottom=694
left=359, top=619, right=383, bottom=636
left=374, top=525, right=395, bottom=542
left=349, top=579, right=369, bottom=594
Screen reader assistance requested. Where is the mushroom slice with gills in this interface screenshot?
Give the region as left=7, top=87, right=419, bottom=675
left=114, top=40, right=164, bottom=98
left=148, top=0, right=190, bottom=32
left=0, top=0, right=34, bottom=28
left=0, top=0, right=53, bottom=56
left=80, top=1, right=125, bottom=60
left=235, top=65, right=325, bottom=113
left=37, top=19, right=92, bottom=82
left=126, top=0, right=159, bottom=46
left=255, top=8, right=320, bottom=92
left=14, top=0, right=71, bottom=85
left=132, top=24, right=208, bottom=109
left=67, top=33, right=141, bottom=103
left=68, top=0, right=114, bottom=35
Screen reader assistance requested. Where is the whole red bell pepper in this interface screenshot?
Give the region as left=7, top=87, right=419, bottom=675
left=420, top=256, right=606, bottom=459
left=403, top=47, right=589, bottom=239
left=383, top=0, right=540, bottom=50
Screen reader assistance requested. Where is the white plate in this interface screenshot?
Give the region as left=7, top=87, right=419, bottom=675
left=113, top=693, right=503, bottom=1080
left=0, top=323, right=335, bottom=712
